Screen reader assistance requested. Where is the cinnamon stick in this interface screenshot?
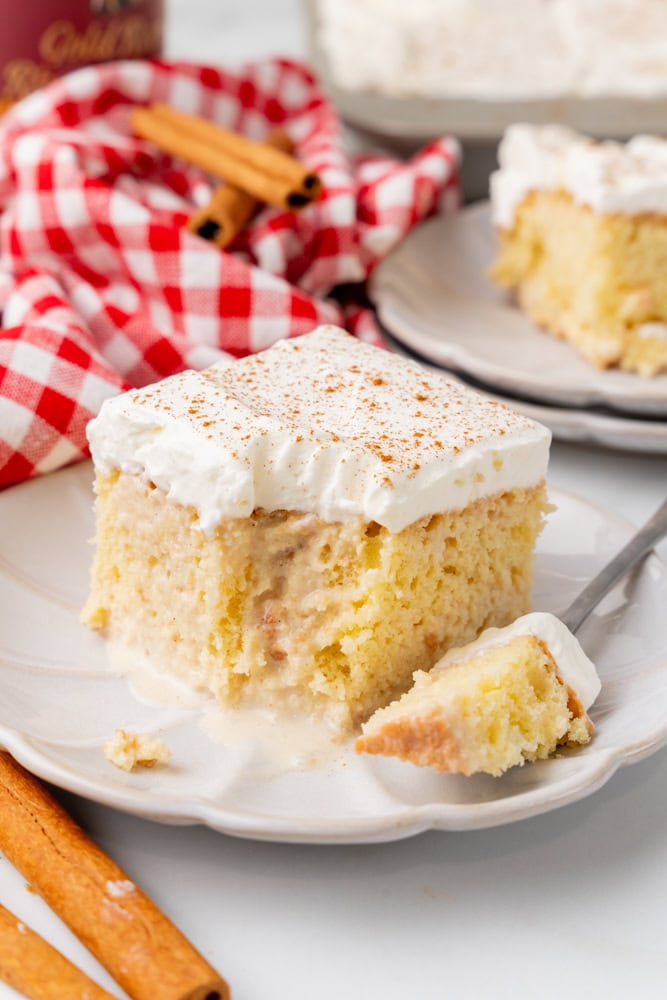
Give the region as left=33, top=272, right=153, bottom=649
left=0, top=902, right=119, bottom=1000
left=0, top=752, right=230, bottom=1000
left=152, top=103, right=319, bottom=204
left=132, top=103, right=321, bottom=210
left=187, top=129, right=294, bottom=247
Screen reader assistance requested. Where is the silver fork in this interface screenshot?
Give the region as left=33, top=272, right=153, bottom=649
left=560, top=497, right=667, bottom=635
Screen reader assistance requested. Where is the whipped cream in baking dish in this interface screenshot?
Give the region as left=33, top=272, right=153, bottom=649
left=433, top=611, right=601, bottom=711
left=491, top=124, right=667, bottom=229
left=316, top=0, right=574, bottom=100
left=316, top=0, right=667, bottom=101
left=554, top=0, right=667, bottom=98
left=87, top=326, right=550, bottom=534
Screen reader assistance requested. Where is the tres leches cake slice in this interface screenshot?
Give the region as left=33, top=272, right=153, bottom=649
left=490, top=124, right=667, bottom=376
left=356, top=612, right=601, bottom=776
left=83, top=326, right=551, bottom=732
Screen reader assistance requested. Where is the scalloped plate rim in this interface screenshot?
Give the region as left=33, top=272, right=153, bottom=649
left=1, top=468, right=667, bottom=844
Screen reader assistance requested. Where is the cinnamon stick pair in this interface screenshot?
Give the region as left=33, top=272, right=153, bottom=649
left=186, top=129, right=294, bottom=248
left=132, top=103, right=321, bottom=241
left=0, top=751, right=229, bottom=1000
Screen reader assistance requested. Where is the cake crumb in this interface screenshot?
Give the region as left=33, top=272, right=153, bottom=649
left=104, top=729, right=170, bottom=772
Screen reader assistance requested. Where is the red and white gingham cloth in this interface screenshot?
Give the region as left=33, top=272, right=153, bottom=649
left=0, top=58, right=459, bottom=489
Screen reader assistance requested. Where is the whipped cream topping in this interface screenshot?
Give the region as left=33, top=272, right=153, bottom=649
left=491, top=124, right=667, bottom=228
left=434, top=611, right=601, bottom=710
left=87, top=326, right=550, bottom=534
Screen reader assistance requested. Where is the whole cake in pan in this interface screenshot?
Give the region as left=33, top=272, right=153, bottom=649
left=315, top=0, right=667, bottom=102
left=83, top=326, right=551, bottom=731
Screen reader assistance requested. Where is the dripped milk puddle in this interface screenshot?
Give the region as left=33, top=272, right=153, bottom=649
left=106, top=639, right=351, bottom=779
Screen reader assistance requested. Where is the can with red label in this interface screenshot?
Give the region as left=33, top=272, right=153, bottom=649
left=0, top=0, right=164, bottom=101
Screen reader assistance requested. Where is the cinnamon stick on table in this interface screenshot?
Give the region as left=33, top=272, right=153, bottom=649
left=132, top=102, right=321, bottom=210
left=187, top=128, right=294, bottom=247
left=0, top=902, right=119, bottom=1000
left=0, top=752, right=230, bottom=1000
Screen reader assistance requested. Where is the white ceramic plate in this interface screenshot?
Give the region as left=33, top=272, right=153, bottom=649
left=383, top=332, right=667, bottom=455
left=369, top=203, right=667, bottom=417
left=505, top=397, right=667, bottom=454
left=2, top=463, right=667, bottom=844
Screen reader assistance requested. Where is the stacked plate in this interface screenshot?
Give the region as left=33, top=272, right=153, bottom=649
left=369, top=203, right=667, bottom=454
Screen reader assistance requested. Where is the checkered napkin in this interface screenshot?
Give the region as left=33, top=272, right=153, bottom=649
left=0, top=58, right=460, bottom=488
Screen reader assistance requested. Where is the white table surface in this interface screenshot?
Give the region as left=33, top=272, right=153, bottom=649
left=2, top=3, right=667, bottom=999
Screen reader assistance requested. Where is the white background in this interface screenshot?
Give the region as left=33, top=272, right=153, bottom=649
left=1, top=2, right=667, bottom=998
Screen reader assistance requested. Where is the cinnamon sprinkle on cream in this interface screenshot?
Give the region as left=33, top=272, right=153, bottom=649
left=87, top=326, right=550, bottom=534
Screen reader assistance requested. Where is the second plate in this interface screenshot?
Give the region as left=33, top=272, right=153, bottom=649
left=369, top=203, right=667, bottom=417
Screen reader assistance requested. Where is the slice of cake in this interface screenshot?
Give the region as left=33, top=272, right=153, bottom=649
left=83, top=326, right=551, bottom=732
left=490, top=124, right=667, bottom=376
left=356, top=612, right=601, bottom=775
